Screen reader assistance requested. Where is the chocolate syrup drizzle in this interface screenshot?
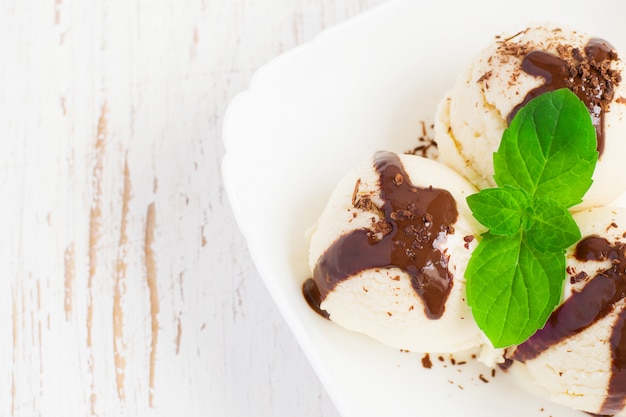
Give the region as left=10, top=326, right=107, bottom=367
left=511, top=236, right=626, bottom=415
left=302, top=151, right=459, bottom=320
left=506, top=38, right=619, bottom=157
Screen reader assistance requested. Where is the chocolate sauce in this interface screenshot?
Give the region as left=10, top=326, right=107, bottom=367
left=302, top=278, right=329, bottom=319
left=421, top=353, right=433, bottom=369
left=511, top=236, right=626, bottom=414
left=302, top=151, right=459, bottom=319
left=506, top=38, right=620, bottom=156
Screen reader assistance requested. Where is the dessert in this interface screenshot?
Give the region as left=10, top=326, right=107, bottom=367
left=507, top=206, right=626, bottom=416
left=302, top=23, right=626, bottom=416
left=435, top=25, right=626, bottom=209
left=303, top=151, right=489, bottom=353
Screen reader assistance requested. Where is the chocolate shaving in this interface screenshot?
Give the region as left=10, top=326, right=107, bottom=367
left=570, top=271, right=589, bottom=285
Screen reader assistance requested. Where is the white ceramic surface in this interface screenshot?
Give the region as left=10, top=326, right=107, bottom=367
left=222, top=1, right=626, bottom=416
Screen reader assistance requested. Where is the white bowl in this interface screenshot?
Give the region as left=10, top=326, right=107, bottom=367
left=222, top=1, right=626, bottom=415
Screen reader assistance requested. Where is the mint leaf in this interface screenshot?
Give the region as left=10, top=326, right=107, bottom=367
left=466, top=89, right=599, bottom=348
left=493, top=88, right=597, bottom=208
left=526, top=198, right=581, bottom=252
left=467, top=186, right=529, bottom=236
left=466, top=233, right=565, bottom=348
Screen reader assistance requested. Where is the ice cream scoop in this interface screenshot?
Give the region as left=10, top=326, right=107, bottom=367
left=506, top=206, right=626, bottom=415
left=303, top=151, right=489, bottom=353
left=435, top=25, right=626, bottom=210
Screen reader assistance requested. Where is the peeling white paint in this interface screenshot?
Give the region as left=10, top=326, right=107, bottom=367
left=0, top=1, right=384, bottom=416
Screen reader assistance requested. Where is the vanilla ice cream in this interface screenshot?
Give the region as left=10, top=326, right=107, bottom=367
left=505, top=206, right=626, bottom=415
left=435, top=25, right=626, bottom=209
left=302, top=151, right=490, bottom=353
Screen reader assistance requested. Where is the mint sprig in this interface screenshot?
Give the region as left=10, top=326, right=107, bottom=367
left=466, top=89, right=598, bottom=348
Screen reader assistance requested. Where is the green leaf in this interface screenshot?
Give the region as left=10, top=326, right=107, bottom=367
left=467, top=186, right=530, bottom=236
left=493, top=88, right=597, bottom=208
left=466, top=233, right=565, bottom=348
left=465, top=89, right=599, bottom=348
left=526, top=198, right=581, bottom=252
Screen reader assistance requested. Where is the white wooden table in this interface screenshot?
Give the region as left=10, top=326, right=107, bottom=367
left=0, top=0, right=388, bottom=415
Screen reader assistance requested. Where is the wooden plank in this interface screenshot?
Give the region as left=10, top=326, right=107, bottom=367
left=0, top=0, right=387, bottom=415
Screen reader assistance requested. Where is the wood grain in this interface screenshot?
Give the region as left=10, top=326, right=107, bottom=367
left=0, top=0, right=388, bottom=415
